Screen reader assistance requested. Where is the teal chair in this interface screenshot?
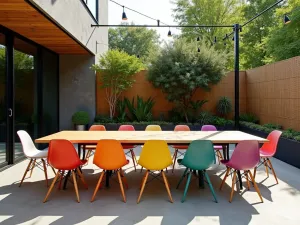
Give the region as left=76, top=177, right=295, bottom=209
left=176, top=140, right=218, bottom=203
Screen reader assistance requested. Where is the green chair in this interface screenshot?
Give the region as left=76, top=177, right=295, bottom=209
left=176, top=140, right=218, bottom=203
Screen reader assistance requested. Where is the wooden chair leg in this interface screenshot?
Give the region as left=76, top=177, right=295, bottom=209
left=229, top=170, right=237, bottom=203
left=267, top=158, right=279, bottom=184
left=29, top=159, right=36, bottom=178
left=137, top=170, right=149, bottom=204
left=117, top=170, right=126, bottom=202
left=43, top=172, right=60, bottom=203
left=162, top=170, right=173, bottom=203
left=19, top=159, right=33, bottom=187
left=172, top=149, right=178, bottom=173
left=245, top=171, right=250, bottom=190
left=76, top=168, right=88, bottom=189
left=130, top=149, right=137, bottom=172
left=120, top=169, right=128, bottom=189
left=91, top=171, right=105, bottom=202
left=72, top=171, right=80, bottom=203
left=219, top=167, right=230, bottom=190
left=41, top=159, right=48, bottom=187
left=248, top=170, right=263, bottom=203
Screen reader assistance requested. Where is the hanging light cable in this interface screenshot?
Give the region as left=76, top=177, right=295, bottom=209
left=122, top=6, right=127, bottom=20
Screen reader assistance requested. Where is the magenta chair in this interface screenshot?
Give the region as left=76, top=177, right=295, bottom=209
left=220, top=140, right=263, bottom=203
left=253, top=130, right=282, bottom=184
left=118, top=125, right=138, bottom=171
left=201, top=125, right=224, bottom=164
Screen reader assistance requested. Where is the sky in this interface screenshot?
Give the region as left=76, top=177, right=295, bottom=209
left=88, top=0, right=180, bottom=42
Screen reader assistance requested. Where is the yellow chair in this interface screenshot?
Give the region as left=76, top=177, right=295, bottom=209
left=137, top=140, right=173, bottom=204
left=145, top=125, right=162, bottom=131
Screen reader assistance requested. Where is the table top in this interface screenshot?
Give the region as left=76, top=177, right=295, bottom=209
left=35, top=130, right=268, bottom=145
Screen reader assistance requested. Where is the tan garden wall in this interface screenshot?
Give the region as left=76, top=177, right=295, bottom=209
left=246, top=56, right=300, bottom=130
left=96, top=70, right=247, bottom=119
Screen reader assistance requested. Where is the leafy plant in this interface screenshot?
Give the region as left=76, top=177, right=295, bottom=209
left=148, top=38, right=227, bottom=122
left=263, top=123, right=282, bottom=130
left=189, top=100, right=208, bottom=122
left=197, top=111, right=213, bottom=125
left=216, top=96, right=232, bottom=118
left=239, top=113, right=259, bottom=123
left=294, top=135, right=300, bottom=142
left=91, top=49, right=144, bottom=119
left=116, top=99, right=127, bottom=122
left=168, top=108, right=184, bottom=123
left=124, top=96, right=155, bottom=122
left=94, top=114, right=115, bottom=123
left=72, top=111, right=90, bottom=125
left=213, top=117, right=228, bottom=127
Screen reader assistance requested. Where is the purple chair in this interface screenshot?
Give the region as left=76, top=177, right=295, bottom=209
left=201, top=125, right=224, bottom=164
left=219, top=140, right=263, bottom=203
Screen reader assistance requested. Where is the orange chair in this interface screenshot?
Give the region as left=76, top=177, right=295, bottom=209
left=172, top=125, right=190, bottom=173
left=118, top=125, right=138, bottom=171
left=84, top=125, right=106, bottom=162
left=253, top=130, right=282, bottom=184
left=43, top=140, right=88, bottom=203
left=91, top=139, right=128, bottom=203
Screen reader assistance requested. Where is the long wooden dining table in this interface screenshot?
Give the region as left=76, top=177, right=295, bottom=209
left=35, top=130, right=268, bottom=189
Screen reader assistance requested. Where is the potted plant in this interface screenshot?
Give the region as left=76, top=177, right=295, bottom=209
left=72, top=111, right=90, bottom=130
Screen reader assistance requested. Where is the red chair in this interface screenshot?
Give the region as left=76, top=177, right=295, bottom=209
left=43, top=139, right=88, bottom=203
left=84, top=125, right=106, bottom=162
left=201, top=125, right=224, bottom=164
left=172, top=125, right=190, bottom=173
left=253, top=130, right=282, bottom=184
left=118, top=125, right=137, bottom=172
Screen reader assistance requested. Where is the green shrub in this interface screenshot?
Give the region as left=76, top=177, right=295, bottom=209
left=239, top=113, right=259, bottom=123
left=116, top=99, right=128, bottom=122
left=124, top=96, right=154, bottom=122
left=294, top=135, right=300, bottom=142
left=263, top=123, right=282, bottom=130
left=168, top=108, right=184, bottom=123
left=197, top=111, right=213, bottom=125
left=216, top=97, right=232, bottom=118
left=213, top=117, right=228, bottom=127
left=94, top=114, right=114, bottom=123
left=72, top=111, right=90, bottom=125
left=282, top=130, right=295, bottom=139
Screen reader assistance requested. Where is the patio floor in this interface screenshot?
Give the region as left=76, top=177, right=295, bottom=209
left=0, top=146, right=299, bottom=225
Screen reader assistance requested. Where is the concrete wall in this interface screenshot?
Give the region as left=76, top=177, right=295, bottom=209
left=59, top=55, right=96, bottom=130
left=97, top=70, right=247, bottom=119
left=30, top=0, right=108, bottom=55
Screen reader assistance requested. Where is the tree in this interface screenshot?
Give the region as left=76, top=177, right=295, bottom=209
left=264, top=0, right=300, bottom=63
left=147, top=38, right=227, bottom=122
left=91, top=49, right=144, bottom=119
left=109, top=23, right=160, bottom=66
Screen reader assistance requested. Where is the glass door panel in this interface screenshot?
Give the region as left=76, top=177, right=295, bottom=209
left=0, top=32, right=6, bottom=165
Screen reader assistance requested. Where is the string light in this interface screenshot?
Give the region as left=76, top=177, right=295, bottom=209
left=168, top=28, right=172, bottom=37
left=122, top=6, right=127, bottom=20
left=198, top=47, right=201, bottom=52
left=284, top=14, right=291, bottom=24
left=197, top=36, right=200, bottom=41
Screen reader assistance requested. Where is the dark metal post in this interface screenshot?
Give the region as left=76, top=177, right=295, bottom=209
left=234, top=24, right=240, bottom=130
left=95, top=0, right=99, bottom=22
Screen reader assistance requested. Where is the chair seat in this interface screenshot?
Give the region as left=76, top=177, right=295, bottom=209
left=85, top=145, right=96, bottom=150
left=221, top=160, right=254, bottom=171
left=26, top=149, right=48, bottom=158
left=259, top=149, right=274, bottom=157
left=172, top=145, right=188, bottom=150
left=122, top=144, right=135, bottom=150
left=214, top=145, right=223, bottom=150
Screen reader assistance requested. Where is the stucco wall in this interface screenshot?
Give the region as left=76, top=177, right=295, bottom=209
left=59, top=55, right=96, bottom=129
left=30, top=0, right=108, bottom=55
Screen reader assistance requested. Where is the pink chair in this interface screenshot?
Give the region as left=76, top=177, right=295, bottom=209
left=220, top=140, right=263, bottom=203
left=253, top=130, right=282, bottom=184
left=201, top=125, right=224, bottom=164
left=118, top=125, right=138, bottom=172
left=172, top=125, right=190, bottom=173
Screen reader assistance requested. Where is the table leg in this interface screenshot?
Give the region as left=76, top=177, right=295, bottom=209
left=63, top=170, right=71, bottom=190
left=105, top=170, right=111, bottom=187
left=198, top=170, right=204, bottom=189
left=222, top=145, right=227, bottom=160
left=237, top=170, right=243, bottom=190
left=78, top=144, right=81, bottom=159
left=82, top=144, right=86, bottom=160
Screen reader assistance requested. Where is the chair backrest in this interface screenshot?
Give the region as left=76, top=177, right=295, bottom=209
left=48, top=139, right=82, bottom=170
left=174, top=125, right=190, bottom=131
left=260, top=130, right=282, bottom=156
left=118, top=125, right=135, bottom=131
left=201, top=125, right=217, bottom=131
left=138, top=140, right=172, bottom=170
left=181, top=140, right=215, bottom=170
left=145, top=125, right=162, bottom=131
left=17, top=130, right=37, bottom=157
left=93, top=139, right=127, bottom=170
left=229, top=140, right=260, bottom=170
left=89, top=125, right=106, bottom=131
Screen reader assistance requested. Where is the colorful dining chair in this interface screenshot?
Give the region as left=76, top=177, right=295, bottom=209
left=43, top=139, right=88, bottom=203
left=172, top=125, right=190, bottom=173
left=17, top=130, right=55, bottom=187
left=118, top=125, right=138, bottom=171
left=176, top=140, right=218, bottom=203
left=84, top=125, right=106, bottom=162
left=137, top=140, right=173, bottom=204
left=201, top=125, right=224, bottom=164
left=220, top=140, right=263, bottom=203
left=253, top=130, right=282, bottom=184
left=140, top=125, right=163, bottom=172
left=91, top=139, right=128, bottom=203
